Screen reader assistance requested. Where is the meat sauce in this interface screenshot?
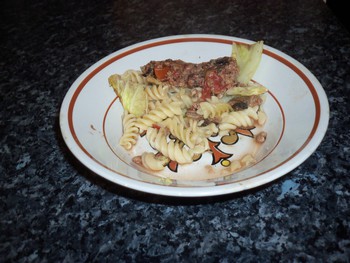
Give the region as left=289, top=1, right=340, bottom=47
left=141, top=57, right=239, bottom=100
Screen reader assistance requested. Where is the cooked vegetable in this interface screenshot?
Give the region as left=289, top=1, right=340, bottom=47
left=154, top=66, right=170, bottom=81
left=226, top=85, right=267, bottom=96
left=232, top=41, right=264, bottom=85
left=108, top=75, right=147, bottom=116
left=123, top=83, right=147, bottom=116
left=108, top=74, right=122, bottom=96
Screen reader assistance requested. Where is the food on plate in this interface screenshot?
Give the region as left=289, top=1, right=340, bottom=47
left=141, top=56, right=239, bottom=99
left=232, top=40, right=264, bottom=85
left=108, top=41, right=267, bottom=173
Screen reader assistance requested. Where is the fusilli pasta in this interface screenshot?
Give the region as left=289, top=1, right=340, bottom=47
left=145, top=83, right=169, bottom=101
left=141, top=152, right=169, bottom=171
left=218, top=106, right=259, bottom=133
left=197, top=96, right=232, bottom=119
left=109, top=46, right=268, bottom=172
left=146, top=127, right=194, bottom=164
left=119, top=112, right=139, bottom=150
left=136, top=101, right=183, bottom=131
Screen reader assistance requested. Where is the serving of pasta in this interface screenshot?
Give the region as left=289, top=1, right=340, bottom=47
left=108, top=41, right=268, bottom=175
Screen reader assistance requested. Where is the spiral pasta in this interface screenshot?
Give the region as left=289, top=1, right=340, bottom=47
left=136, top=101, right=184, bottom=131
left=119, top=112, right=139, bottom=150
left=218, top=106, right=259, bottom=133
left=147, top=100, right=161, bottom=111
left=109, top=50, right=269, bottom=173
left=146, top=127, right=194, bottom=164
left=197, top=101, right=232, bottom=119
left=167, top=88, right=193, bottom=108
left=145, top=83, right=169, bottom=101
left=197, top=123, right=219, bottom=137
left=141, top=152, right=169, bottom=171
left=162, top=118, right=208, bottom=153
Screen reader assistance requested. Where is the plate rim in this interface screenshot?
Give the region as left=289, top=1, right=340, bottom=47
left=59, top=34, right=330, bottom=197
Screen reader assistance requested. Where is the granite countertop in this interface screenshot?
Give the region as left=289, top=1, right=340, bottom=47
left=1, top=0, right=350, bottom=262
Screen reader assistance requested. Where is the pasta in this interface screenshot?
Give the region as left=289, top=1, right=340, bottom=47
left=145, top=83, right=169, bottom=101
left=136, top=101, right=183, bottom=132
left=167, top=87, right=193, bottom=108
left=146, top=127, right=194, bottom=164
left=197, top=123, right=219, bottom=137
left=147, top=100, right=162, bottom=111
left=162, top=117, right=209, bottom=154
left=162, top=118, right=198, bottom=148
left=110, top=68, right=267, bottom=171
left=186, top=118, right=217, bottom=137
left=197, top=100, right=232, bottom=119
left=119, top=112, right=139, bottom=150
left=141, top=152, right=169, bottom=171
left=108, top=41, right=268, bottom=173
left=218, top=106, right=259, bottom=134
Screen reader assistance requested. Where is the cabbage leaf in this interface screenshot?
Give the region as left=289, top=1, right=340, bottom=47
left=232, top=41, right=264, bottom=85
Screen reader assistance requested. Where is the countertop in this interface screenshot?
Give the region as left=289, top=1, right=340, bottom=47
left=1, top=0, right=350, bottom=262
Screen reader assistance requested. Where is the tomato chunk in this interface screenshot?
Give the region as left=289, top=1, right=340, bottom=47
left=205, top=70, right=225, bottom=94
left=152, top=123, right=161, bottom=130
left=154, top=65, right=170, bottom=81
left=201, top=70, right=225, bottom=100
left=201, top=84, right=212, bottom=100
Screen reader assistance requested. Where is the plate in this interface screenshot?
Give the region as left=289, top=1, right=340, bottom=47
left=59, top=34, right=329, bottom=197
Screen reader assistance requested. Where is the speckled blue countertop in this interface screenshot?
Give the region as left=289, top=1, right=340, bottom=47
left=1, top=0, right=350, bottom=262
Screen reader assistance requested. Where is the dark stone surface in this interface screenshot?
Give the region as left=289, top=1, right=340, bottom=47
left=1, top=0, right=349, bottom=262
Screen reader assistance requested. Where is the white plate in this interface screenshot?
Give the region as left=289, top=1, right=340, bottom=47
left=59, top=34, right=329, bottom=197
